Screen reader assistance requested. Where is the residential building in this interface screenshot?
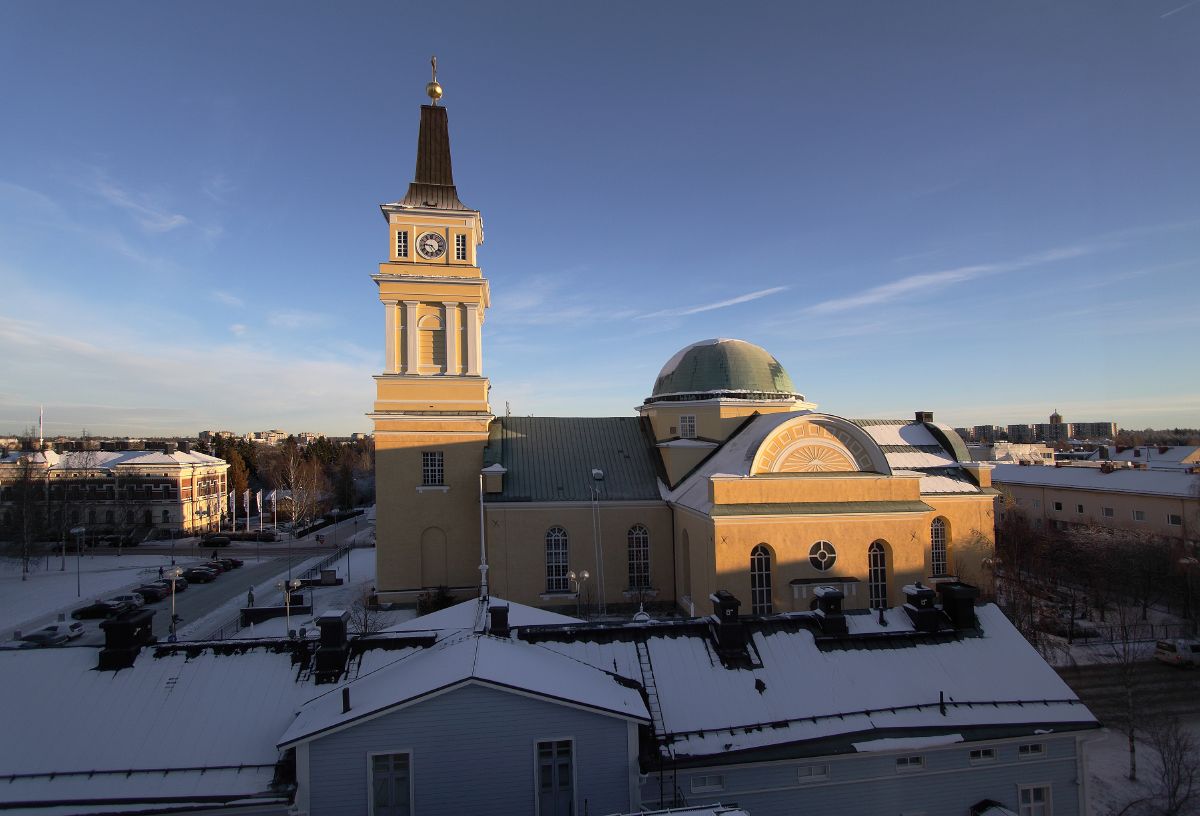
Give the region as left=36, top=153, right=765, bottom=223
left=0, top=447, right=229, bottom=540
left=246, top=429, right=289, bottom=445
left=991, top=463, right=1199, bottom=542
left=0, top=589, right=1099, bottom=816
left=197, top=430, right=235, bottom=444
left=371, top=81, right=998, bottom=612
left=969, top=442, right=1055, bottom=466
left=1101, top=445, right=1200, bottom=472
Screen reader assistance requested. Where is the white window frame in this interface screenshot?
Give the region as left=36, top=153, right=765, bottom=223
left=969, top=747, right=996, bottom=764
left=545, top=527, right=570, bottom=593
left=1053, top=501, right=1063, bottom=512
left=534, top=737, right=576, bottom=816
left=366, top=749, right=413, bottom=816
left=395, top=230, right=409, bottom=259
left=1167, top=513, right=1183, bottom=526
left=868, top=541, right=888, bottom=610
left=689, top=774, right=725, bottom=793
left=421, top=451, right=444, bottom=487
left=895, top=754, right=924, bottom=772
left=678, top=414, right=697, bottom=439
left=750, top=544, right=772, bottom=615
left=627, top=524, right=651, bottom=590
left=796, top=764, right=829, bottom=782
left=930, top=518, right=948, bottom=576
left=1017, top=782, right=1052, bottom=816
left=454, top=233, right=468, bottom=261
left=1102, top=507, right=1114, bottom=518
left=1018, top=742, right=1045, bottom=759
left=1133, top=509, right=1146, bottom=522
left=809, top=540, right=837, bottom=572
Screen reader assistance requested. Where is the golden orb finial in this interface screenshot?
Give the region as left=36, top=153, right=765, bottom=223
left=426, top=55, right=443, bottom=104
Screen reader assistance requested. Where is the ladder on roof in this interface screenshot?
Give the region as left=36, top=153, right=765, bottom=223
left=635, top=640, right=664, bottom=733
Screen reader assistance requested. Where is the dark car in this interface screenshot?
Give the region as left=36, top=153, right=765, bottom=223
left=19, top=630, right=69, bottom=647
left=214, top=557, right=243, bottom=570
left=202, top=561, right=228, bottom=574
left=166, top=576, right=189, bottom=592
left=135, top=584, right=169, bottom=603
left=203, top=535, right=232, bottom=547
left=181, top=567, right=218, bottom=583
left=72, top=600, right=127, bottom=619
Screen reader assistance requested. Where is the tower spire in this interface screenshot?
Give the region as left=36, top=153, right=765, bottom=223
left=398, top=58, right=468, bottom=211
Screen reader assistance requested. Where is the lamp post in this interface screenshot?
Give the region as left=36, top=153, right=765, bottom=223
left=277, top=578, right=302, bottom=634
left=168, top=566, right=183, bottom=642
left=568, top=570, right=590, bottom=619
left=70, top=526, right=85, bottom=597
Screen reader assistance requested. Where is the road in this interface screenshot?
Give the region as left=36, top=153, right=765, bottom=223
left=1057, top=660, right=1200, bottom=723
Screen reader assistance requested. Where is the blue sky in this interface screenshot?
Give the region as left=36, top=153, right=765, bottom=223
left=2, top=1, right=1198, bottom=437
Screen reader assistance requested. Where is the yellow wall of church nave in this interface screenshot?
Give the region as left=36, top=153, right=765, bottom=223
left=709, top=473, right=922, bottom=505
left=643, top=403, right=795, bottom=444
left=659, top=446, right=714, bottom=487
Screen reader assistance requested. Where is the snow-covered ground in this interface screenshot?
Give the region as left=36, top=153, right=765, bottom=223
left=0, top=552, right=207, bottom=637
left=1085, top=716, right=1200, bottom=815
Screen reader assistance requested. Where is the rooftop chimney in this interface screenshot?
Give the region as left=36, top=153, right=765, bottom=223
left=98, top=609, right=156, bottom=671
left=314, top=609, right=351, bottom=684
left=936, top=581, right=980, bottom=630
left=915, top=411, right=934, bottom=423
left=709, top=590, right=749, bottom=655
left=341, top=687, right=351, bottom=714
left=902, top=582, right=941, bottom=632
left=488, top=603, right=510, bottom=638
left=813, top=586, right=848, bottom=635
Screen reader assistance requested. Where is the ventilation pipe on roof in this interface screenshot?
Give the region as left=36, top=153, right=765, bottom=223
left=915, top=411, right=934, bottom=423
left=902, top=582, right=941, bottom=632
left=342, top=687, right=351, bottom=714
left=98, top=609, right=156, bottom=671
left=936, top=581, right=980, bottom=630
left=813, top=586, right=848, bottom=635
left=488, top=603, right=510, bottom=638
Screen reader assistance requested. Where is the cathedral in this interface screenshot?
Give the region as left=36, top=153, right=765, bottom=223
left=371, top=79, right=997, bottom=613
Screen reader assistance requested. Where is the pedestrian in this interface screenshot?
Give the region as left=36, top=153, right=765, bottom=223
left=247, top=587, right=255, bottom=608
left=158, top=566, right=164, bottom=579
left=212, top=549, right=218, bottom=559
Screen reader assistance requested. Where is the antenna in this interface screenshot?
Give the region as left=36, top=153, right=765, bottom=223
left=39, top=405, right=43, bottom=451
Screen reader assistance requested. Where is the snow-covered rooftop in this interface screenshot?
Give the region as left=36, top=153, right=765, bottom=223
left=991, top=463, right=1198, bottom=498
left=0, top=448, right=226, bottom=470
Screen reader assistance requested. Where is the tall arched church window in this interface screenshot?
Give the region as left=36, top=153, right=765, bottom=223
left=418, top=314, right=446, bottom=371
left=627, top=524, right=650, bottom=589
left=931, top=517, right=948, bottom=576
left=750, top=544, right=772, bottom=615
left=545, top=527, right=569, bottom=593
left=869, top=541, right=888, bottom=610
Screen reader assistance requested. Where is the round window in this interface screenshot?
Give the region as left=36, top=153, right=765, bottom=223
left=809, top=540, right=837, bottom=571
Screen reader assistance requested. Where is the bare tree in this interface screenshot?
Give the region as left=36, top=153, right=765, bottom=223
left=1144, top=715, right=1199, bottom=816
left=266, top=441, right=327, bottom=530
left=1107, top=600, right=1145, bottom=782
left=347, top=585, right=386, bottom=635
left=1, top=454, right=48, bottom=580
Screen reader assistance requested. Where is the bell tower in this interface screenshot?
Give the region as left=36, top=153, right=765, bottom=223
left=372, top=62, right=492, bottom=603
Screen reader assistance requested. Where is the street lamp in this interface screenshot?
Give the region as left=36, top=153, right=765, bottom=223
left=168, top=566, right=183, bottom=642
left=568, top=570, right=590, bottom=619
left=277, top=578, right=302, bottom=634
left=70, top=526, right=85, bottom=597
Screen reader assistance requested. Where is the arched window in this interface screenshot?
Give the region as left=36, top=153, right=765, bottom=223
left=627, top=524, right=650, bottom=589
left=869, top=541, right=888, bottom=609
left=545, top=526, right=569, bottom=593
left=161, top=509, right=169, bottom=524
left=750, top=544, right=772, bottom=615
left=931, top=517, right=948, bottom=576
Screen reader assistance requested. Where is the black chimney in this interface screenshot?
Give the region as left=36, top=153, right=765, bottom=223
left=936, top=581, right=980, bottom=630
left=341, top=687, right=351, bottom=714
left=813, top=586, right=848, bottom=635
left=709, top=590, right=748, bottom=653
left=915, top=411, right=934, bottom=423
left=488, top=603, right=510, bottom=638
left=314, top=609, right=351, bottom=684
left=98, top=609, right=156, bottom=671
left=902, top=582, right=941, bottom=632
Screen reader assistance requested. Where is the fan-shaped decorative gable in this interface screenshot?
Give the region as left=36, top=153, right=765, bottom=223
left=751, top=416, right=890, bottom=475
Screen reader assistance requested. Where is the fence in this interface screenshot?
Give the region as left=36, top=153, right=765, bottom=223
left=1068, top=621, right=1193, bottom=644
left=202, top=541, right=356, bottom=641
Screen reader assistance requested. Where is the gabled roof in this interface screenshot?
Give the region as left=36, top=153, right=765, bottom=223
left=483, top=416, right=661, bottom=502
left=382, top=596, right=581, bottom=634
left=278, top=633, right=649, bottom=747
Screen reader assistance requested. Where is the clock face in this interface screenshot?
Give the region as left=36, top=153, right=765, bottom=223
left=417, top=231, right=447, bottom=259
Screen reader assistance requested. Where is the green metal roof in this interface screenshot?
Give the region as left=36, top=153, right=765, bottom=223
left=484, top=417, right=662, bottom=502
left=711, top=501, right=934, bottom=517
left=647, top=339, right=800, bottom=402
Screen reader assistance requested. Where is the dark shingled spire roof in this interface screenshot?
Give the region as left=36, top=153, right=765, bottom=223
left=399, top=105, right=470, bottom=211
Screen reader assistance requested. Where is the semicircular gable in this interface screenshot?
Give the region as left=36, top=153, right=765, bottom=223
left=751, top=414, right=892, bottom=475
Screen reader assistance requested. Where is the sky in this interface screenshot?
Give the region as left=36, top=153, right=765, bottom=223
left=1, top=1, right=1198, bottom=437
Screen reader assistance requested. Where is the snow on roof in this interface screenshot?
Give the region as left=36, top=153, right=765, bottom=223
left=0, top=645, right=309, bottom=806
left=0, top=448, right=228, bottom=471
left=851, top=734, right=963, bottom=752
left=917, top=472, right=982, bottom=494
left=1107, top=445, right=1200, bottom=465
left=991, top=463, right=1198, bottom=498
left=279, top=633, right=648, bottom=747
left=857, top=421, right=940, bottom=448
left=535, top=605, right=1094, bottom=760
left=381, top=596, right=580, bottom=635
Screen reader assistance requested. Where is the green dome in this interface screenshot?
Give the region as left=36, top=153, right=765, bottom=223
left=647, top=338, right=801, bottom=403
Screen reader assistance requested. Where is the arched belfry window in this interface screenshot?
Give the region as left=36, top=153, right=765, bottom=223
left=931, top=517, right=949, bottom=576
left=869, top=541, right=888, bottom=610
left=545, top=527, right=569, bottom=593
left=418, top=313, right=446, bottom=371
left=627, top=525, right=650, bottom=589
left=750, top=544, right=772, bottom=615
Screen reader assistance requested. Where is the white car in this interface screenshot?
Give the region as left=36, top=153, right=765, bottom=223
left=36, top=622, right=85, bottom=640
left=110, top=594, right=146, bottom=610
left=1153, top=639, right=1200, bottom=667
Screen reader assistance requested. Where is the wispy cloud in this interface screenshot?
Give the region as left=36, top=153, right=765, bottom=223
left=268, top=309, right=331, bottom=329
left=804, top=244, right=1100, bottom=315
left=83, top=171, right=189, bottom=233
left=639, top=286, right=788, bottom=319
left=1161, top=0, right=1200, bottom=17
left=211, top=290, right=245, bottom=308
left=229, top=324, right=247, bottom=336
left=202, top=172, right=234, bottom=203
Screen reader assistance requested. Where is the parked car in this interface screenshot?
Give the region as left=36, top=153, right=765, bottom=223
left=135, top=584, right=169, bottom=603
left=166, top=576, right=189, bottom=592
left=33, top=622, right=84, bottom=640
left=72, top=600, right=127, bottom=619
left=110, top=594, right=146, bottom=610
left=203, top=534, right=232, bottom=547
left=202, top=561, right=228, bottom=574
left=19, top=630, right=69, bottom=647
left=0, top=640, right=37, bottom=650
left=214, top=557, right=243, bottom=570
left=181, top=567, right=217, bottom=583
left=1154, top=639, right=1200, bottom=667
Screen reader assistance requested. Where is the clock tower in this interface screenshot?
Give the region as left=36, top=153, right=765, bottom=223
left=371, top=69, right=491, bottom=603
